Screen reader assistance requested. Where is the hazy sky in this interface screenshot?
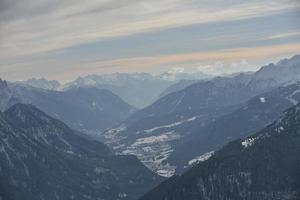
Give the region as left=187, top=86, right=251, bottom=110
left=0, top=0, right=300, bottom=82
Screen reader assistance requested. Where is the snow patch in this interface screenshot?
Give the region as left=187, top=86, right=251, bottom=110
left=132, top=132, right=180, bottom=146
left=242, top=137, right=256, bottom=148
left=188, top=151, right=214, bottom=166
left=276, top=126, right=285, bottom=133
left=157, top=169, right=175, bottom=177
left=137, top=116, right=198, bottom=134
left=260, top=97, right=266, bottom=103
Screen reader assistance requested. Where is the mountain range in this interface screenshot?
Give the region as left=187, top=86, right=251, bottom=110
left=19, top=72, right=210, bottom=108
left=1, top=54, right=299, bottom=199
left=101, top=55, right=300, bottom=176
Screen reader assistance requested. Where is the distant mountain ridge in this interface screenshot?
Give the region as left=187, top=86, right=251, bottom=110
left=17, top=78, right=61, bottom=90
left=63, top=73, right=172, bottom=108
left=0, top=82, right=136, bottom=132
left=63, top=72, right=210, bottom=108
left=250, top=55, right=300, bottom=90
left=0, top=104, right=163, bottom=200
left=16, top=72, right=209, bottom=109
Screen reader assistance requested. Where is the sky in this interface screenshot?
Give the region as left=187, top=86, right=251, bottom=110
left=0, top=0, right=300, bottom=82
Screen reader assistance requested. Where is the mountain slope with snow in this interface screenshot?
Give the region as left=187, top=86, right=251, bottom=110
left=140, top=103, right=300, bottom=200
left=168, top=83, right=300, bottom=172
left=249, top=55, right=300, bottom=90
left=17, top=78, right=61, bottom=90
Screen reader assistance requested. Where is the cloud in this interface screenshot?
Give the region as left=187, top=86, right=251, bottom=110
left=0, top=0, right=299, bottom=81
left=168, top=67, right=185, bottom=74
left=267, top=31, right=300, bottom=39
left=57, top=43, right=300, bottom=78
left=2, top=42, right=300, bottom=81
left=0, top=0, right=298, bottom=60
left=197, top=60, right=254, bottom=75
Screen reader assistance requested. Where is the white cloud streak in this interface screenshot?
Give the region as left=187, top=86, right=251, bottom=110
left=267, top=31, right=300, bottom=39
